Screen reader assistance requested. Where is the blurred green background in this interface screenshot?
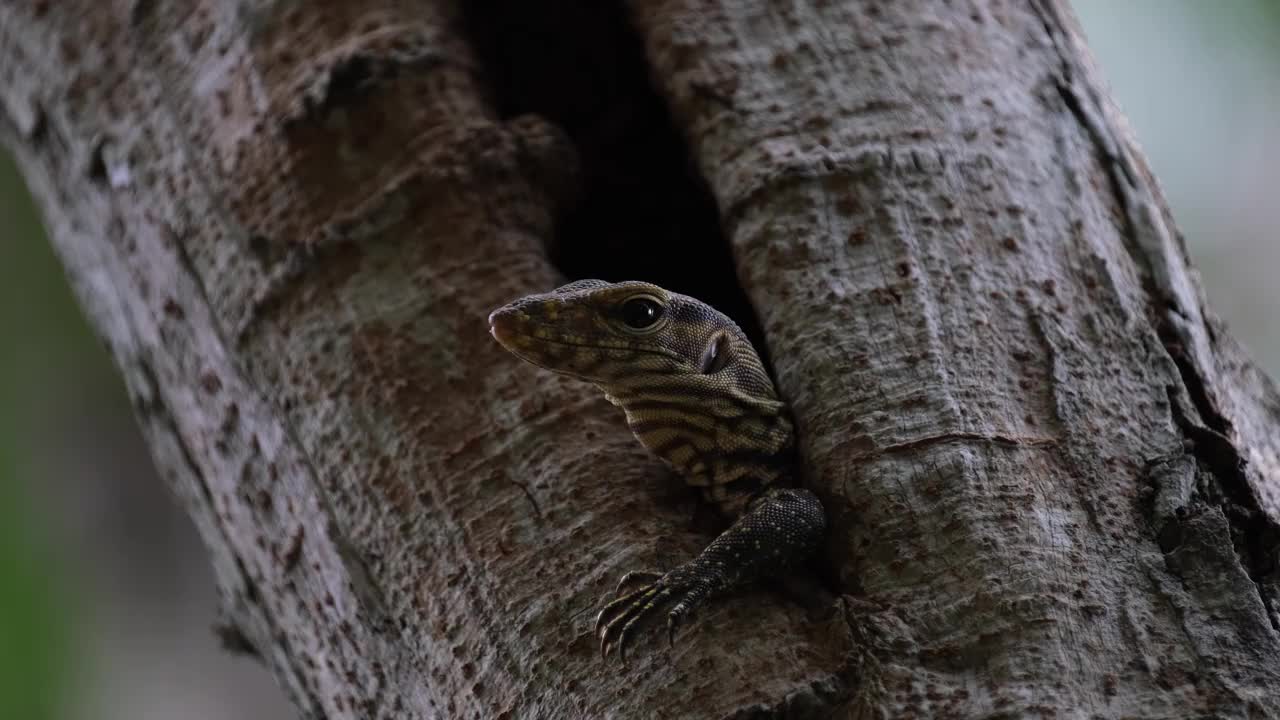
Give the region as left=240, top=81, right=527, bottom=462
left=1, top=3, right=1277, bottom=718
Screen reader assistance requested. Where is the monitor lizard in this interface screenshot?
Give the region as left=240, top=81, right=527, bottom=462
left=489, top=279, right=826, bottom=660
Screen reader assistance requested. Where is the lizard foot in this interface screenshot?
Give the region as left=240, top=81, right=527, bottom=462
left=593, top=488, right=827, bottom=662
left=594, top=564, right=710, bottom=662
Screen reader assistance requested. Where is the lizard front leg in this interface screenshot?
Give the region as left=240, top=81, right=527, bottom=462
left=595, top=487, right=826, bottom=660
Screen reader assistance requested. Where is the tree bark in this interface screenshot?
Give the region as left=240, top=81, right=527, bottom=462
left=4, top=0, right=1279, bottom=718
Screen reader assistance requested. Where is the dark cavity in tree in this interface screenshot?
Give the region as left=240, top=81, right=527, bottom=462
left=459, top=1, right=768, bottom=352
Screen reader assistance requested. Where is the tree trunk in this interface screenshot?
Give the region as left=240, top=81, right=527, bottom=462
left=4, top=0, right=1279, bottom=717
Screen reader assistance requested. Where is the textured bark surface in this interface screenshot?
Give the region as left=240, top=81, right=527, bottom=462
left=630, top=0, right=1280, bottom=715
left=3, top=0, right=1279, bottom=718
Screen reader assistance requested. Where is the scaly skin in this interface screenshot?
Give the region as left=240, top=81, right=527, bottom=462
left=489, top=279, right=826, bottom=660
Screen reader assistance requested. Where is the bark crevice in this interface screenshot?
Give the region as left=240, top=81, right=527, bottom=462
left=134, top=350, right=324, bottom=716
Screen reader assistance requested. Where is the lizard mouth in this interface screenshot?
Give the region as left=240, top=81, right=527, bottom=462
left=487, top=311, right=683, bottom=367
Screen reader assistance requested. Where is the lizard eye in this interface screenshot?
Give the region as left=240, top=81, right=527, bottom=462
left=619, top=296, right=665, bottom=333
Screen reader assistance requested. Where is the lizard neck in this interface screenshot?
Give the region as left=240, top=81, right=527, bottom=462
left=603, top=378, right=794, bottom=490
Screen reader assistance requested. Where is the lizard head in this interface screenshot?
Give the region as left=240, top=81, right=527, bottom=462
left=489, top=279, right=794, bottom=485
left=488, top=279, right=780, bottom=402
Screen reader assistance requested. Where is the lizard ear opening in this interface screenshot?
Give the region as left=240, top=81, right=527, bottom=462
left=698, top=331, right=732, bottom=374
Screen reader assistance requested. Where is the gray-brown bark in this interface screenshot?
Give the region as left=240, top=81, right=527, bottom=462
left=3, top=0, right=1279, bottom=718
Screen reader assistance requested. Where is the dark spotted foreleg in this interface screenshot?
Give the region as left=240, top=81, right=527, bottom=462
left=594, top=487, right=826, bottom=660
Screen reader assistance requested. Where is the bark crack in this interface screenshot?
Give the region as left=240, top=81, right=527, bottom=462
left=159, top=223, right=383, bottom=715
left=840, top=430, right=1058, bottom=463
left=132, top=356, right=330, bottom=718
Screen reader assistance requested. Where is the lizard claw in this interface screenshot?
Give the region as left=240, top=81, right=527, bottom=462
left=667, top=601, right=692, bottom=648
left=614, top=570, right=662, bottom=596
left=594, top=566, right=709, bottom=661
